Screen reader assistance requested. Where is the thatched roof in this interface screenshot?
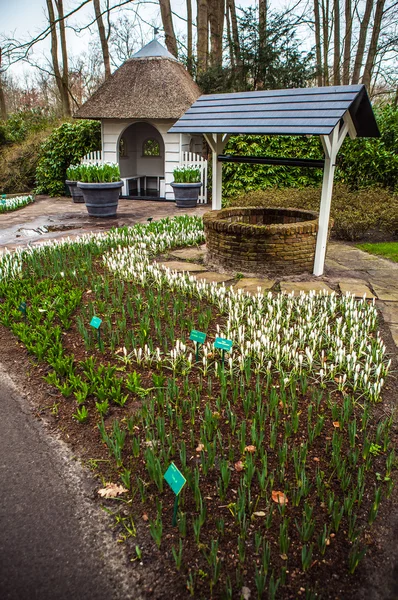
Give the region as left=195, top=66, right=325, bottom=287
left=75, top=40, right=200, bottom=121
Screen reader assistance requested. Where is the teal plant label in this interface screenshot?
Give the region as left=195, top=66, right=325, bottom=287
left=18, top=301, right=27, bottom=314
left=214, top=337, right=233, bottom=352
left=164, top=463, right=186, bottom=496
left=190, top=329, right=206, bottom=344
left=147, top=217, right=153, bottom=222
left=90, top=316, right=102, bottom=329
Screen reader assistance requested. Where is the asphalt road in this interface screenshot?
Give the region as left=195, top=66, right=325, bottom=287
left=0, top=366, right=140, bottom=600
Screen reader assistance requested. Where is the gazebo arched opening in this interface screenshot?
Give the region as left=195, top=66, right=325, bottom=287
left=118, top=121, right=165, bottom=199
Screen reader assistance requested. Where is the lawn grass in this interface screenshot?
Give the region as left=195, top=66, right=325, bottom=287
left=357, top=241, right=398, bottom=263
left=0, top=215, right=395, bottom=599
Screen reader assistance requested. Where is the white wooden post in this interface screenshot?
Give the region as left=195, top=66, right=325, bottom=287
left=313, top=117, right=353, bottom=276
left=204, top=133, right=229, bottom=210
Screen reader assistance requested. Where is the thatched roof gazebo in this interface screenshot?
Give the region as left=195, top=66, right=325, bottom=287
left=75, top=39, right=204, bottom=201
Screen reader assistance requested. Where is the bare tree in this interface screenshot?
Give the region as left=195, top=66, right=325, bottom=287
left=46, top=0, right=71, bottom=116
left=351, top=0, right=374, bottom=83
left=362, top=0, right=386, bottom=88
left=158, top=0, right=178, bottom=57
left=342, top=0, right=353, bottom=84
left=333, top=0, right=341, bottom=83
left=0, top=48, right=7, bottom=119
left=197, top=0, right=209, bottom=72
left=186, top=0, right=193, bottom=73
left=314, top=0, right=323, bottom=85
left=93, top=0, right=111, bottom=78
left=208, top=0, right=225, bottom=67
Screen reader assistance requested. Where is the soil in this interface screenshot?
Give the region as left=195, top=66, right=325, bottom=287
left=0, top=283, right=398, bottom=600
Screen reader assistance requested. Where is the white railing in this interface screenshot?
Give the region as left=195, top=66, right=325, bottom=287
left=181, top=151, right=208, bottom=204
left=81, top=150, right=103, bottom=165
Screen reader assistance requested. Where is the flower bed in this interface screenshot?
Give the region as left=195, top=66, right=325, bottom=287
left=0, top=194, right=34, bottom=213
left=0, top=215, right=395, bottom=599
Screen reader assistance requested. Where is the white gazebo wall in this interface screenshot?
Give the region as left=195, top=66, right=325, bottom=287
left=102, top=119, right=185, bottom=200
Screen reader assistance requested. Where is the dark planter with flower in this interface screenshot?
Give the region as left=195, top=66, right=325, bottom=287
left=65, top=165, right=84, bottom=203
left=77, top=163, right=122, bottom=218
left=171, top=166, right=202, bottom=208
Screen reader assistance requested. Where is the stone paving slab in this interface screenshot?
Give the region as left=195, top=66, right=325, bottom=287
left=280, top=281, right=334, bottom=294
left=372, top=286, right=398, bottom=302
left=234, top=277, right=276, bottom=294
left=339, top=281, right=376, bottom=299
left=389, top=324, right=398, bottom=348
left=160, top=261, right=208, bottom=272
left=191, top=271, right=234, bottom=284
left=378, top=302, right=398, bottom=324
left=169, top=246, right=206, bottom=261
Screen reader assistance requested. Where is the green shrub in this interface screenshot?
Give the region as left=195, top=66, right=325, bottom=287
left=221, top=105, right=398, bottom=198
left=78, top=163, right=120, bottom=183
left=228, top=185, right=398, bottom=241
left=0, top=109, right=59, bottom=146
left=0, top=129, right=51, bottom=194
left=35, top=120, right=101, bottom=196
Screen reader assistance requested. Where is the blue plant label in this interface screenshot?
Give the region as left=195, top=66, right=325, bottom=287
left=214, top=337, right=233, bottom=352
left=189, top=329, right=206, bottom=344
left=90, top=316, right=102, bottom=329
left=164, top=463, right=186, bottom=496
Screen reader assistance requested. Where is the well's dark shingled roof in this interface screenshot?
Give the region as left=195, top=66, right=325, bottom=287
left=169, top=85, right=379, bottom=137
left=75, top=41, right=200, bottom=121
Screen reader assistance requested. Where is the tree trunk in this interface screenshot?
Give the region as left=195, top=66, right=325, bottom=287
left=55, top=0, right=71, bottom=116
left=197, top=0, right=209, bottom=73
left=258, top=0, right=267, bottom=88
left=314, top=0, right=323, bottom=86
left=208, top=0, right=224, bottom=68
left=333, top=0, right=341, bottom=84
left=228, top=0, right=241, bottom=79
left=93, top=0, right=111, bottom=79
left=342, top=0, right=352, bottom=84
left=321, top=0, right=330, bottom=84
left=226, top=5, right=235, bottom=69
left=158, top=0, right=178, bottom=57
left=186, top=0, right=193, bottom=74
left=362, top=0, right=385, bottom=89
left=0, top=48, right=7, bottom=120
left=46, top=0, right=70, bottom=117
left=351, top=0, right=373, bottom=84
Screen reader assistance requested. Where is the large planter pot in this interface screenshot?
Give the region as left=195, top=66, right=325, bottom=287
left=65, top=180, right=84, bottom=203
left=171, top=182, right=202, bottom=208
left=77, top=181, right=123, bottom=217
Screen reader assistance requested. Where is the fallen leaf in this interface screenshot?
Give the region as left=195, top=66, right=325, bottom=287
left=333, top=421, right=340, bottom=428
left=313, top=457, right=320, bottom=462
left=241, top=586, right=251, bottom=600
left=196, top=443, right=205, bottom=452
left=272, top=490, right=288, bottom=505
left=253, top=511, right=266, bottom=517
left=235, top=460, right=244, bottom=472
left=142, top=513, right=149, bottom=522
left=244, top=445, right=256, bottom=453
left=280, top=553, right=288, bottom=560
left=98, top=483, right=128, bottom=498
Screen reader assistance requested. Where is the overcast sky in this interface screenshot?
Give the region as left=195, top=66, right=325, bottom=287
left=1, top=0, right=287, bottom=79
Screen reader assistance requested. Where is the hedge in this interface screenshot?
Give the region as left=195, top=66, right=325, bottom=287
left=35, top=120, right=101, bottom=196
left=227, top=185, right=398, bottom=241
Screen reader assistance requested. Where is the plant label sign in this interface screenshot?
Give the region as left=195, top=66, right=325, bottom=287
left=164, top=463, right=186, bottom=496
left=90, top=316, right=102, bottom=329
left=189, top=329, right=206, bottom=345
left=214, top=337, right=233, bottom=352
left=18, top=301, right=27, bottom=316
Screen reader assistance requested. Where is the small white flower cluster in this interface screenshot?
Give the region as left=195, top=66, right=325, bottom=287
left=104, top=243, right=390, bottom=402
left=0, top=195, right=34, bottom=213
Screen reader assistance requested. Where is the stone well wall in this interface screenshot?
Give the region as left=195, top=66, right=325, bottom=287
left=203, top=207, right=322, bottom=275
